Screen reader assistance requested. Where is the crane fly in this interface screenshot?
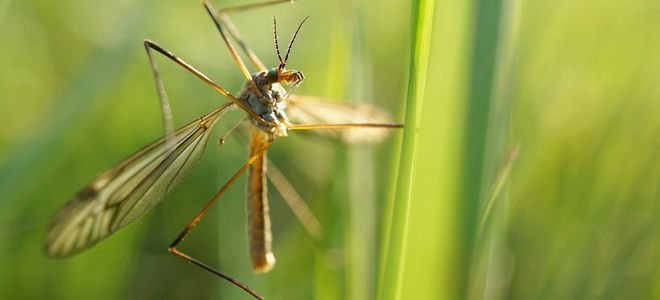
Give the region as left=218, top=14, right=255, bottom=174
left=44, top=0, right=403, bottom=298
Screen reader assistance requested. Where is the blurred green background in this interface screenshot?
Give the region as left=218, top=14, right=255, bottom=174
left=1, top=0, right=659, bottom=299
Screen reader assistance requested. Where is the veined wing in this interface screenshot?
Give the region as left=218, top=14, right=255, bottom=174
left=286, top=95, right=395, bottom=144
left=45, top=102, right=233, bottom=258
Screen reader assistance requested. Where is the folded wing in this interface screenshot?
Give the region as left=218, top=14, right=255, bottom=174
left=286, top=95, right=396, bottom=144
left=44, top=103, right=232, bottom=257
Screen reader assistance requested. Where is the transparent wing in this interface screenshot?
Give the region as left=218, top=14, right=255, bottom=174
left=286, top=95, right=396, bottom=144
left=44, top=103, right=233, bottom=258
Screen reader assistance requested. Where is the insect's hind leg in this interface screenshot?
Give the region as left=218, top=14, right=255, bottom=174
left=266, top=160, right=327, bottom=246
left=202, top=0, right=295, bottom=73
left=168, top=140, right=273, bottom=300
left=221, top=129, right=336, bottom=262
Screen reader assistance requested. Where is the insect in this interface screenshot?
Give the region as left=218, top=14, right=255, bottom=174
left=44, top=0, right=402, bottom=298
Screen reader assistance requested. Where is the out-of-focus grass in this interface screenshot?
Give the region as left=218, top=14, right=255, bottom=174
left=0, top=0, right=407, bottom=299
left=1, top=0, right=660, bottom=299
left=498, top=1, right=660, bottom=299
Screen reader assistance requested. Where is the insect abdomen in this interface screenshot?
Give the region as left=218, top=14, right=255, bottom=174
left=247, top=130, right=276, bottom=273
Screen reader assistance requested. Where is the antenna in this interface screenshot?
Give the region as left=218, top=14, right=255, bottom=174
left=282, top=16, right=310, bottom=68
left=273, top=16, right=284, bottom=68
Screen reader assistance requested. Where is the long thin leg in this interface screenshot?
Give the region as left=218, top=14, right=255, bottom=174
left=203, top=0, right=294, bottom=73
left=202, top=0, right=252, bottom=81
left=219, top=0, right=295, bottom=71
left=143, top=39, right=269, bottom=126
left=168, top=140, right=273, bottom=300
left=287, top=123, right=405, bottom=131
left=144, top=41, right=175, bottom=138
left=214, top=0, right=294, bottom=15
left=220, top=17, right=266, bottom=71
left=267, top=160, right=344, bottom=267
left=266, top=160, right=325, bottom=244
left=222, top=128, right=331, bottom=248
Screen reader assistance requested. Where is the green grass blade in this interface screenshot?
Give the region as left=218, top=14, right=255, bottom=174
left=377, top=0, right=436, bottom=299
left=378, top=0, right=508, bottom=298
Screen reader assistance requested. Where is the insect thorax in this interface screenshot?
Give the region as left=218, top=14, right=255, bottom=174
left=239, top=70, right=291, bottom=137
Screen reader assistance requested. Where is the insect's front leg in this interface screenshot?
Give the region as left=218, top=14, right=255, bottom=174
left=142, top=40, right=268, bottom=126
left=202, top=0, right=295, bottom=72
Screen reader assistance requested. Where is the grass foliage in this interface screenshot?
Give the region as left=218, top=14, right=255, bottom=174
left=1, top=0, right=659, bottom=299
